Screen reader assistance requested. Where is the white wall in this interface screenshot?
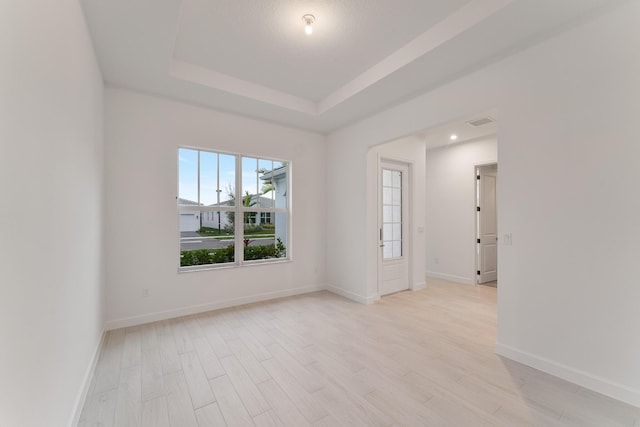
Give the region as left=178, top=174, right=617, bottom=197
left=105, top=88, right=326, bottom=328
left=326, top=138, right=369, bottom=300
left=425, top=137, right=497, bottom=284
left=327, top=1, right=640, bottom=407
left=0, top=1, right=105, bottom=426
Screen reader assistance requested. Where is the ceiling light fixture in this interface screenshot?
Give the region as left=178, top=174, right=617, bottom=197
left=302, top=14, right=315, bottom=35
left=450, top=134, right=458, bottom=141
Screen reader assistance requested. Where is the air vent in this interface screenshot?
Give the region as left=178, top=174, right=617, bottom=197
left=466, top=117, right=494, bottom=127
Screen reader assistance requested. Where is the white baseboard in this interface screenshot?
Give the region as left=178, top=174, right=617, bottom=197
left=327, top=285, right=378, bottom=304
left=368, top=293, right=381, bottom=304
left=426, top=271, right=474, bottom=285
left=68, top=329, right=106, bottom=427
left=105, top=284, right=327, bottom=330
left=412, top=281, right=426, bottom=290
left=495, top=342, right=640, bottom=409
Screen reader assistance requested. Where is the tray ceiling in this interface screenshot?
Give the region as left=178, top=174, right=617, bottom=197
left=80, top=0, right=620, bottom=132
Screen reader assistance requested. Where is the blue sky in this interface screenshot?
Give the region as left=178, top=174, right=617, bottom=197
left=179, top=148, right=285, bottom=205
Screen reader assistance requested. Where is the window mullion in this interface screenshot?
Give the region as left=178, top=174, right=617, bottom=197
left=270, top=160, right=274, bottom=203
left=216, top=152, right=220, bottom=205
left=242, top=207, right=286, bottom=213
left=197, top=150, right=201, bottom=205
left=255, top=158, right=259, bottom=207
left=235, top=154, right=243, bottom=265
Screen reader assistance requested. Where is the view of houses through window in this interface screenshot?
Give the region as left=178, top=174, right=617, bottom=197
left=178, top=148, right=289, bottom=269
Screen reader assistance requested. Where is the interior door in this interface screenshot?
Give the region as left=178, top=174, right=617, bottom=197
left=379, top=161, right=409, bottom=296
left=477, top=165, right=497, bottom=283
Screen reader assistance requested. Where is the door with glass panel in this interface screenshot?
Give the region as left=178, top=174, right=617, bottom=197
left=379, top=160, right=409, bottom=296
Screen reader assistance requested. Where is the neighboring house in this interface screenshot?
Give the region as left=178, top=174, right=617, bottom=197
left=200, top=209, right=226, bottom=230
left=260, top=165, right=287, bottom=245
left=200, top=194, right=274, bottom=230
left=180, top=192, right=278, bottom=233
left=178, top=198, right=201, bottom=232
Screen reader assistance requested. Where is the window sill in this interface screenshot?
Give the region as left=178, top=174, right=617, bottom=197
left=177, top=258, right=292, bottom=274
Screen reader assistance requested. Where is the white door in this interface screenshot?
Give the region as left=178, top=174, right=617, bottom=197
left=477, top=165, right=497, bottom=283
left=379, top=161, right=410, bottom=296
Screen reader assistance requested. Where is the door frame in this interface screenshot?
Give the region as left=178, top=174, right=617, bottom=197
left=474, top=162, right=498, bottom=284
left=377, top=155, right=414, bottom=296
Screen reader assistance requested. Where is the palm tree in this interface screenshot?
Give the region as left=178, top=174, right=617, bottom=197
left=225, top=187, right=257, bottom=230
left=260, top=180, right=274, bottom=195
left=258, top=168, right=275, bottom=195
left=242, top=190, right=256, bottom=225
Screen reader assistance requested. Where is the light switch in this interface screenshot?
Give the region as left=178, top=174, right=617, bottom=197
left=417, top=226, right=424, bottom=233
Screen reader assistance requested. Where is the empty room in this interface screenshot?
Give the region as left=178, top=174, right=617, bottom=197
left=2, top=0, right=640, bottom=426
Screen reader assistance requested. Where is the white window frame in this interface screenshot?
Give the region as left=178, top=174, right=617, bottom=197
left=177, top=146, right=291, bottom=272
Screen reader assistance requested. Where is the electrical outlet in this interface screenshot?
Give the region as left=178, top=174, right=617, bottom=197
left=142, top=288, right=149, bottom=298
left=434, top=258, right=439, bottom=265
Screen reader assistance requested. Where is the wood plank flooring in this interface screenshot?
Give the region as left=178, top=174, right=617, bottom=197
left=79, top=278, right=640, bottom=426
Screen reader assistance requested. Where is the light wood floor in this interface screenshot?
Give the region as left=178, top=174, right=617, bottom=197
left=79, top=278, right=640, bottom=426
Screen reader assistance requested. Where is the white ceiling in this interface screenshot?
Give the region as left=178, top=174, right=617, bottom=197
left=80, top=0, right=621, bottom=133
left=421, top=110, right=498, bottom=150
left=173, top=0, right=470, bottom=101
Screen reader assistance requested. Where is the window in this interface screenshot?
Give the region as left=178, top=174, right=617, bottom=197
left=382, top=168, right=402, bottom=259
left=178, top=148, right=289, bottom=270
left=260, top=212, right=272, bottom=224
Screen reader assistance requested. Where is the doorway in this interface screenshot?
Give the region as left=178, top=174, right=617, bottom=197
left=378, top=160, right=410, bottom=296
left=476, top=163, right=498, bottom=286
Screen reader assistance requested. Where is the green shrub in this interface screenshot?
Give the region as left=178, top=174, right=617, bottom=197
left=244, top=244, right=277, bottom=260
left=275, top=237, right=286, bottom=258
left=180, top=245, right=234, bottom=266
left=180, top=241, right=287, bottom=266
left=243, top=225, right=263, bottom=234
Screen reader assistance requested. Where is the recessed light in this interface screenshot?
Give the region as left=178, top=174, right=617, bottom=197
left=450, top=134, right=458, bottom=141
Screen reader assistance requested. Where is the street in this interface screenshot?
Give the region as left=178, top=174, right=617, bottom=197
left=180, top=232, right=274, bottom=251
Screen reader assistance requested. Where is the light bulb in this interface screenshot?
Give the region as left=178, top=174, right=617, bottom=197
left=450, top=134, right=458, bottom=141
left=302, top=14, right=315, bottom=36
